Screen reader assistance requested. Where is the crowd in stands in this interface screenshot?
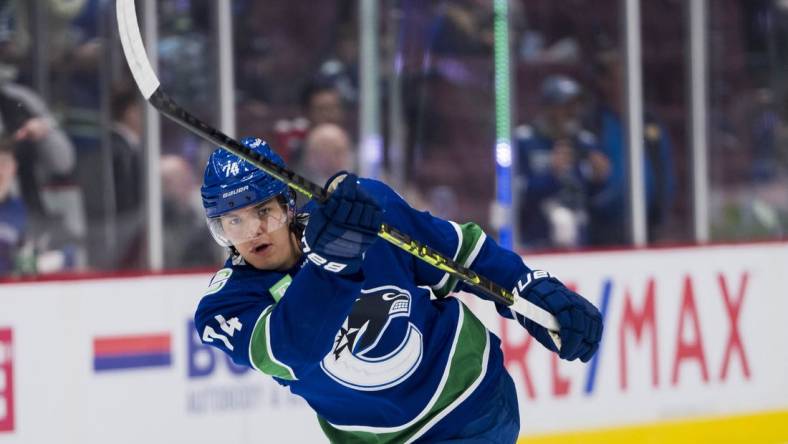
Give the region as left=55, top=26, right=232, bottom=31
left=0, top=0, right=786, bottom=278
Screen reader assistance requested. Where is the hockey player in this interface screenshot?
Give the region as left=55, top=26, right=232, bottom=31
left=195, top=137, right=602, bottom=443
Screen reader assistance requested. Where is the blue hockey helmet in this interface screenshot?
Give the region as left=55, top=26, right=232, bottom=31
left=201, top=137, right=294, bottom=246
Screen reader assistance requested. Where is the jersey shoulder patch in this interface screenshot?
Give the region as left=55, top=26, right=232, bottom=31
left=203, top=261, right=294, bottom=303
left=204, top=268, right=233, bottom=295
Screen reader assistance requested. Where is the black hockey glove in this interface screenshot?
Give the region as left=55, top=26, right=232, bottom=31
left=512, top=270, right=603, bottom=362
left=302, top=173, right=383, bottom=275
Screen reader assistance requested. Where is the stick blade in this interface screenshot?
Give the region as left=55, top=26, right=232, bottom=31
left=116, top=0, right=160, bottom=98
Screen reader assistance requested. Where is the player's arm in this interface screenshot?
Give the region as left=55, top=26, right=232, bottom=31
left=194, top=270, right=275, bottom=370
left=196, top=174, right=383, bottom=379
left=195, top=265, right=364, bottom=380
left=363, top=178, right=602, bottom=362
left=264, top=264, right=368, bottom=379
left=359, top=179, right=510, bottom=298
left=458, top=237, right=602, bottom=362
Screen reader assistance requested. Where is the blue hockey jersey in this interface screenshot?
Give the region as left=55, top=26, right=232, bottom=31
left=194, top=179, right=532, bottom=443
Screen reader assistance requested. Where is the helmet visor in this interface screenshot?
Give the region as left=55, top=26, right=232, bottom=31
left=207, top=201, right=289, bottom=247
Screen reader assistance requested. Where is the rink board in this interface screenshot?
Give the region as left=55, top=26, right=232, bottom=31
left=0, top=242, right=786, bottom=443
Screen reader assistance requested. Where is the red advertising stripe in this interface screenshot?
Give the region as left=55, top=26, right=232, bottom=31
left=93, top=334, right=171, bottom=356
left=0, top=328, right=14, bottom=433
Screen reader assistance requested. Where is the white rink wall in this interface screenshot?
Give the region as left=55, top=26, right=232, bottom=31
left=459, top=242, right=788, bottom=437
left=0, top=242, right=786, bottom=443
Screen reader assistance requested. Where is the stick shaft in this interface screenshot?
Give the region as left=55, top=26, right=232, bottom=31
left=151, top=90, right=515, bottom=307
left=115, top=0, right=561, bottom=345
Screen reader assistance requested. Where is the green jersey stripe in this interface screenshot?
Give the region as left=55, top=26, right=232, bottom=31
left=248, top=305, right=298, bottom=380
left=317, top=303, right=490, bottom=443
left=432, top=222, right=487, bottom=298
left=430, top=221, right=464, bottom=292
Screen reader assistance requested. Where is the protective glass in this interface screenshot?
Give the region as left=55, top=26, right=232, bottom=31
left=207, top=202, right=289, bottom=247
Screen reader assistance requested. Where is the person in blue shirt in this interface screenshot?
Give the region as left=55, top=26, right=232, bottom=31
left=586, top=50, right=676, bottom=245
left=515, top=75, right=611, bottom=249
left=194, top=137, right=603, bottom=443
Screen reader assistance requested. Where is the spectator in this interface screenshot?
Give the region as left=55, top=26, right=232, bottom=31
left=709, top=87, right=788, bottom=240
left=158, top=0, right=213, bottom=112
left=0, top=74, right=85, bottom=273
left=77, top=84, right=145, bottom=270
left=161, top=154, right=220, bottom=268
left=0, top=0, right=87, bottom=80
left=0, top=136, right=26, bottom=276
left=432, top=0, right=493, bottom=56
left=515, top=74, right=610, bottom=249
left=272, top=82, right=348, bottom=165
left=110, top=84, right=145, bottom=268
left=298, top=123, right=355, bottom=187
left=586, top=49, right=676, bottom=245
left=431, top=0, right=526, bottom=58
left=300, top=81, right=347, bottom=129
left=0, top=79, right=77, bottom=210
left=316, top=23, right=359, bottom=104
left=109, top=86, right=144, bottom=220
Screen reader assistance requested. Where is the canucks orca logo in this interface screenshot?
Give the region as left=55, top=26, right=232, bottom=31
left=331, top=290, right=410, bottom=359
left=321, top=285, right=423, bottom=391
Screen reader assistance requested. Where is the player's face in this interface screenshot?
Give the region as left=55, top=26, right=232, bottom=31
left=221, top=198, right=300, bottom=271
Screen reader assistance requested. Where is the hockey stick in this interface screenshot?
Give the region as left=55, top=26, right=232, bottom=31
left=115, top=0, right=560, bottom=348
